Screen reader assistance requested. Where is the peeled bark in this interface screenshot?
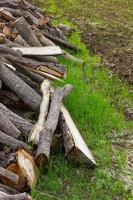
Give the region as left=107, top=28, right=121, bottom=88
left=29, top=79, right=50, bottom=144
left=0, top=62, right=41, bottom=111
left=35, top=84, right=73, bottom=166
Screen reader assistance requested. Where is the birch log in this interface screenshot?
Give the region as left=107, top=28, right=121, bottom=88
left=29, top=79, right=50, bottom=144
left=35, top=84, right=73, bottom=166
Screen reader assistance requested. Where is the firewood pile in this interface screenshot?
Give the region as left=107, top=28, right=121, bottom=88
left=0, top=0, right=96, bottom=199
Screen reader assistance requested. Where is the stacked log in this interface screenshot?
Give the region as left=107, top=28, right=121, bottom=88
left=0, top=0, right=96, bottom=199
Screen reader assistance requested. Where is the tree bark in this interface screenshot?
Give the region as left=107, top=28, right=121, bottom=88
left=0, top=62, right=41, bottom=111
left=0, top=130, right=29, bottom=150
left=0, top=111, right=21, bottom=138
left=29, top=79, right=50, bottom=144
left=0, top=45, right=22, bottom=57
left=0, top=167, right=19, bottom=185
left=0, top=183, right=19, bottom=195
left=0, top=103, right=33, bottom=136
left=35, top=84, right=73, bottom=166
left=14, top=16, right=41, bottom=47
left=0, top=193, right=32, bottom=200
left=43, top=31, right=78, bottom=51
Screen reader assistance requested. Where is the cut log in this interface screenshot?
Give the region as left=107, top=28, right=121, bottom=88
left=0, top=62, right=41, bottom=111
left=5, top=54, right=67, bottom=78
left=35, top=29, right=55, bottom=46
left=43, top=31, right=78, bottom=51
left=14, top=16, right=42, bottom=47
left=0, top=8, right=15, bottom=21
left=29, top=79, right=50, bottom=144
left=0, top=130, right=29, bottom=150
left=0, top=193, right=32, bottom=200
left=0, top=183, right=19, bottom=195
left=35, top=84, right=73, bottom=166
left=14, top=35, right=30, bottom=47
left=17, top=149, right=37, bottom=188
left=0, top=111, right=21, bottom=138
left=63, top=51, right=84, bottom=64
left=5, top=38, right=22, bottom=48
left=0, top=45, right=22, bottom=57
left=33, top=55, right=58, bottom=63
left=0, top=33, right=6, bottom=44
left=0, top=167, right=19, bottom=185
left=0, top=103, right=33, bottom=136
left=60, top=104, right=96, bottom=166
left=12, top=46, right=63, bottom=56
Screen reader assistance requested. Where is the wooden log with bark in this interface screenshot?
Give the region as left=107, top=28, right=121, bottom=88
left=0, top=61, right=41, bottom=111
left=0, top=130, right=29, bottom=150
left=0, top=103, right=33, bottom=136
left=0, top=192, right=32, bottom=200
left=35, top=84, right=73, bottom=166
left=0, top=111, right=21, bottom=138
left=14, top=16, right=42, bottom=47
left=0, top=167, right=19, bottom=186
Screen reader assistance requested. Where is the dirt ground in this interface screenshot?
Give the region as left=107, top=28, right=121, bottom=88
left=51, top=0, right=133, bottom=84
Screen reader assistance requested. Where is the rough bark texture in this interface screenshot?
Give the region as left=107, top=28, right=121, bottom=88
left=0, top=130, right=29, bottom=150
left=0, top=183, right=19, bottom=195
left=15, top=16, right=41, bottom=47
left=0, top=192, right=32, bottom=200
left=43, top=31, right=78, bottom=51
left=35, top=84, right=73, bottom=166
left=0, top=45, right=22, bottom=57
left=0, top=167, right=19, bottom=185
left=0, top=62, right=41, bottom=111
left=0, top=111, right=21, bottom=138
left=0, top=103, right=33, bottom=136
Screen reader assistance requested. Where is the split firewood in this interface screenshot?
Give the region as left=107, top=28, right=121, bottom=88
left=60, top=104, right=96, bottom=166
left=17, top=149, right=37, bottom=188
left=29, top=79, right=51, bottom=144
left=0, top=167, right=19, bottom=186
left=0, top=103, right=33, bottom=136
left=0, top=192, right=32, bottom=200
left=2, top=26, right=12, bottom=38
left=0, top=111, right=21, bottom=138
left=0, top=62, right=41, bottom=111
left=14, top=16, right=42, bottom=47
left=35, top=84, right=73, bottom=166
left=0, top=130, right=29, bottom=150
left=12, top=46, right=63, bottom=56
left=5, top=54, right=67, bottom=78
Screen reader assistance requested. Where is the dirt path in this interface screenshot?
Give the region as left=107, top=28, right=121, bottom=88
left=49, top=0, right=133, bottom=84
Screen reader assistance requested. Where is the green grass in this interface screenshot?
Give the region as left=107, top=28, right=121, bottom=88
left=32, top=1, right=133, bottom=199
